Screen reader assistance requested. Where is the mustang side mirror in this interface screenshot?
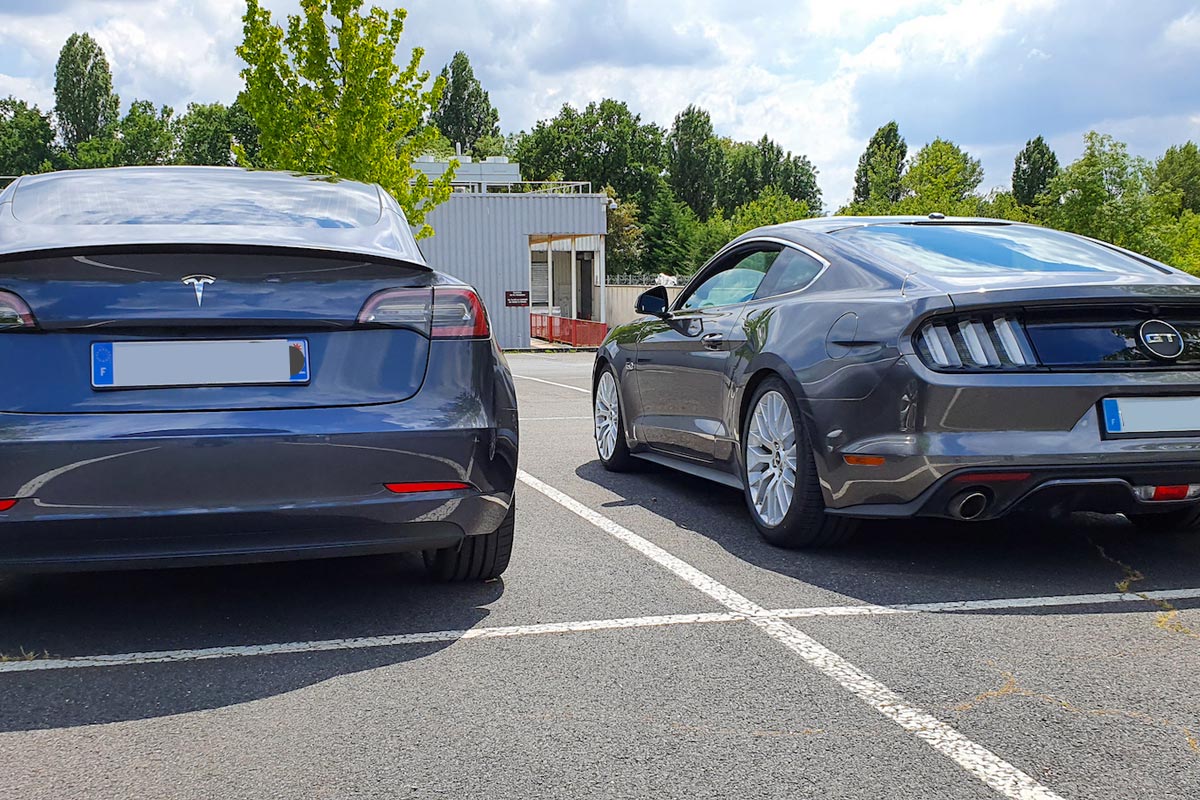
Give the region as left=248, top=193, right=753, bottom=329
left=635, top=285, right=670, bottom=317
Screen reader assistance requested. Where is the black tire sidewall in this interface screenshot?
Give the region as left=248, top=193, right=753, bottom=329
left=741, top=377, right=814, bottom=540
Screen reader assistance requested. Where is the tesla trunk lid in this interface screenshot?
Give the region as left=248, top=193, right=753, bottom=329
left=0, top=249, right=433, bottom=413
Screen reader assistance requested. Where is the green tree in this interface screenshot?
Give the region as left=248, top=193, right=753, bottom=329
left=729, top=186, right=811, bottom=235
left=176, top=102, right=234, bottom=165
left=853, top=121, right=906, bottom=205
left=718, top=135, right=821, bottom=215
left=1160, top=210, right=1200, bottom=274
left=1012, top=135, right=1059, bottom=206
left=1038, top=131, right=1174, bottom=261
left=640, top=183, right=697, bottom=276
left=226, top=96, right=261, bottom=166
left=603, top=186, right=644, bottom=276
left=0, top=97, right=54, bottom=175
left=666, top=105, right=724, bottom=221
left=900, top=138, right=983, bottom=211
left=238, top=0, right=454, bottom=237
left=472, top=133, right=505, bottom=159
left=428, top=50, right=499, bottom=157
left=118, top=100, right=175, bottom=166
left=516, top=99, right=665, bottom=206
left=54, top=32, right=120, bottom=155
left=1152, top=141, right=1200, bottom=215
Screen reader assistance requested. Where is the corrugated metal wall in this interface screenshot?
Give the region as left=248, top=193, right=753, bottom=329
left=419, top=194, right=608, bottom=349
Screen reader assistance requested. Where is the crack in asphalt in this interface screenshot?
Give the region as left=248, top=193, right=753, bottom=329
left=953, top=667, right=1200, bottom=756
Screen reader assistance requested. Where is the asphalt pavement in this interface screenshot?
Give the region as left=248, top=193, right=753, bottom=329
left=2, top=351, right=1199, bottom=799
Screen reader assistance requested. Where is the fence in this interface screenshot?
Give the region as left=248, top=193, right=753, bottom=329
left=530, top=313, right=609, bottom=348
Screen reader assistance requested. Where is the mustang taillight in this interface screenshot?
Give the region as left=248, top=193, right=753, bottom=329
left=357, top=286, right=490, bottom=339
left=0, top=291, right=36, bottom=330
left=915, top=314, right=1037, bottom=370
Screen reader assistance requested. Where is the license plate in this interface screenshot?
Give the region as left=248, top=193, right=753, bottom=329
left=92, top=339, right=310, bottom=389
left=1102, top=397, right=1200, bottom=435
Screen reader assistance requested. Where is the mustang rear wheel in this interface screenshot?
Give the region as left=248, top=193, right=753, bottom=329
left=594, top=365, right=636, bottom=471
left=742, top=377, right=855, bottom=548
left=424, top=499, right=515, bottom=581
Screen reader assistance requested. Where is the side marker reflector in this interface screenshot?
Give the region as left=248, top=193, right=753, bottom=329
left=843, top=455, right=886, bottom=467
left=385, top=481, right=471, bottom=494
left=0, top=499, right=16, bottom=512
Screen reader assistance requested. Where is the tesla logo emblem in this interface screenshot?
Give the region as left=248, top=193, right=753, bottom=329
left=181, top=275, right=215, bottom=307
left=1139, top=319, right=1185, bottom=360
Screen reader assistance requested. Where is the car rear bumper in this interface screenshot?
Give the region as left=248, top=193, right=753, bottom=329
left=0, top=343, right=519, bottom=571
left=828, top=462, right=1200, bottom=521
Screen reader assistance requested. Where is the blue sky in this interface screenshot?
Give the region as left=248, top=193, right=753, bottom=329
left=0, top=0, right=1197, bottom=208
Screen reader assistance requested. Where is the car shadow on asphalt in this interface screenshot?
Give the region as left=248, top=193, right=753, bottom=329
left=574, top=459, right=1200, bottom=609
left=0, top=554, right=502, bottom=732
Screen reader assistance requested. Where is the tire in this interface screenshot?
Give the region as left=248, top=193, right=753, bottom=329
left=593, top=364, right=637, bottom=471
left=741, top=377, right=856, bottom=548
left=1126, top=505, right=1200, bottom=533
left=424, top=499, right=515, bottom=581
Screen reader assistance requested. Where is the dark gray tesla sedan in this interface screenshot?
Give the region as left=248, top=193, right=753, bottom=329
left=594, top=216, right=1200, bottom=547
left=0, top=167, right=517, bottom=580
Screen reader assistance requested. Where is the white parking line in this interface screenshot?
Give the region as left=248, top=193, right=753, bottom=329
left=3, top=586, right=1191, bottom=675
left=516, top=469, right=1065, bottom=800
left=511, top=374, right=590, bottom=394
left=518, top=416, right=592, bottom=422
left=0, top=612, right=744, bottom=673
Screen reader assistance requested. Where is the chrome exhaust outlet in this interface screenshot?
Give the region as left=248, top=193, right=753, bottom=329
left=949, top=490, right=990, bottom=521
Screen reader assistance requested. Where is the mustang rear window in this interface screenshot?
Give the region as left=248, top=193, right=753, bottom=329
left=831, top=224, right=1168, bottom=276
left=11, top=170, right=382, bottom=228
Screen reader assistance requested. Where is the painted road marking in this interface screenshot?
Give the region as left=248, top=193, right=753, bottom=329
left=4, top=586, right=1192, bottom=675
left=0, top=612, right=744, bottom=673
left=511, top=374, right=590, bottom=394
left=516, top=469, right=1065, bottom=800
left=518, top=416, right=592, bottom=421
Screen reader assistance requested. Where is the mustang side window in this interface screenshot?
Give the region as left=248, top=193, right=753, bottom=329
left=680, top=248, right=780, bottom=310
left=754, top=249, right=825, bottom=299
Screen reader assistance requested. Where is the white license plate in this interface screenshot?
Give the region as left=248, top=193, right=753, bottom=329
left=91, top=339, right=310, bottom=389
left=1102, top=397, right=1200, bottom=435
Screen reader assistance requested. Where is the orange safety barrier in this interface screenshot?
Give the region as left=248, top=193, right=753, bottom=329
left=530, top=313, right=609, bottom=347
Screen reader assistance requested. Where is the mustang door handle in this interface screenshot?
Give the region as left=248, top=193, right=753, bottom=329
left=701, top=332, right=725, bottom=350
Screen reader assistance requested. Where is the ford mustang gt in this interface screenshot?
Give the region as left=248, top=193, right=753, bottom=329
left=594, top=216, right=1200, bottom=547
left=0, top=166, right=517, bottom=580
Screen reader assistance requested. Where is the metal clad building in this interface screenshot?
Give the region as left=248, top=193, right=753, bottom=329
left=419, top=191, right=609, bottom=349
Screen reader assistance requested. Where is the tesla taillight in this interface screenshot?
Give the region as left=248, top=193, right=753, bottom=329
left=0, top=291, right=36, bottom=330
left=915, top=314, right=1037, bottom=370
left=431, top=286, right=490, bottom=339
left=357, top=288, right=433, bottom=331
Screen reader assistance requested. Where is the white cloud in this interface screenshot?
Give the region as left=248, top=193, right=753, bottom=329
left=0, top=0, right=1197, bottom=210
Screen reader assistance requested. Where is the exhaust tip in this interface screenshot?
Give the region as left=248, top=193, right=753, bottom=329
left=950, top=490, right=990, bottom=521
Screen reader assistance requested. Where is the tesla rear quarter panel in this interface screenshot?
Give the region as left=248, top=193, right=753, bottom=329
left=0, top=168, right=519, bottom=570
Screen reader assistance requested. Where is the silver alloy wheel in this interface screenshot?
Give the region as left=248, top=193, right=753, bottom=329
left=745, top=390, right=798, bottom=527
left=595, top=370, right=620, bottom=461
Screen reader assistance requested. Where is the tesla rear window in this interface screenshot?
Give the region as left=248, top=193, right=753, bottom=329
left=831, top=224, right=1167, bottom=276
left=11, top=170, right=382, bottom=228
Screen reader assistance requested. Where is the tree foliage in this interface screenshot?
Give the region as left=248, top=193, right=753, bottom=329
left=1038, top=132, right=1174, bottom=261
left=853, top=121, right=906, bottom=205
left=238, top=0, right=454, bottom=237
left=428, top=50, right=499, bottom=157
left=900, top=137, right=983, bottom=211
left=54, top=32, right=120, bottom=155
left=1152, top=141, right=1200, bottom=215
left=1012, top=135, right=1059, bottom=206
left=603, top=186, right=644, bottom=276
left=640, top=183, right=697, bottom=275
left=0, top=97, right=54, bottom=175
left=666, top=105, right=723, bottom=221
left=515, top=99, right=665, bottom=206
left=117, top=100, right=175, bottom=166
left=718, top=135, right=821, bottom=215
left=176, top=102, right=235, bottom=166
